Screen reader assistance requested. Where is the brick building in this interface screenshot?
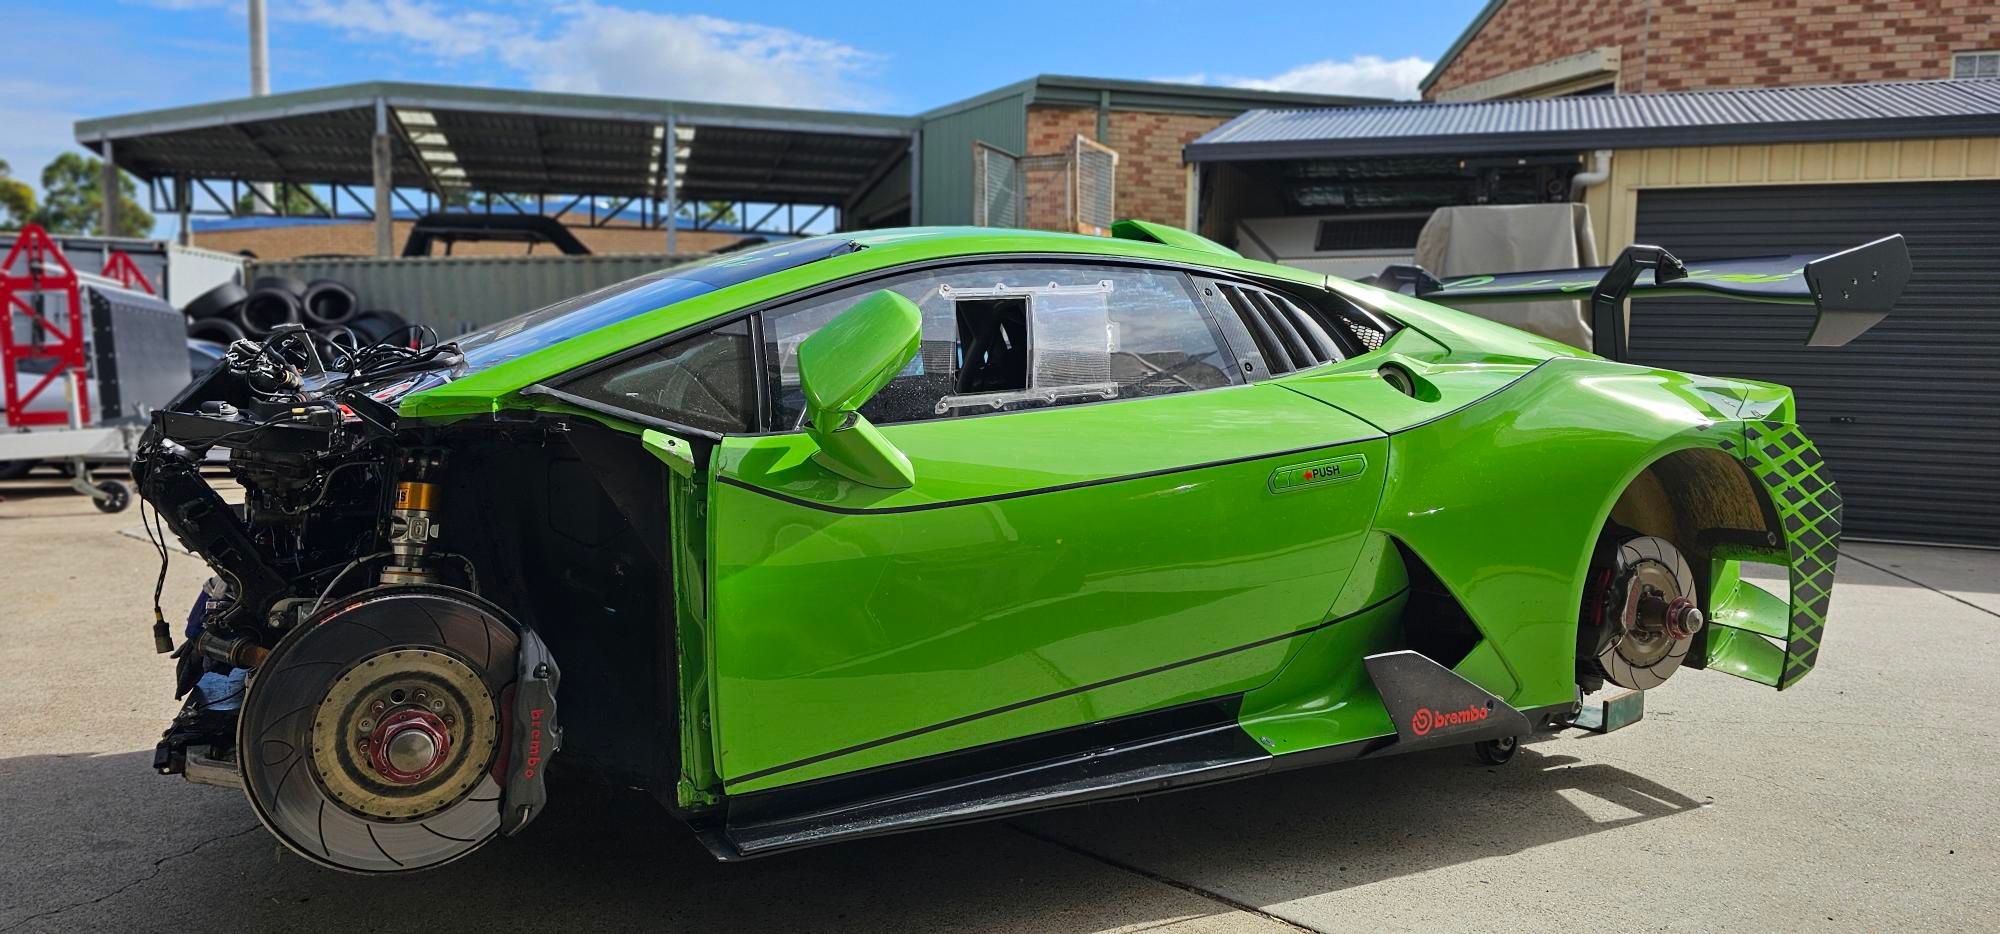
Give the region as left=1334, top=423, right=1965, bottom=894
left=1022, top=105, right=1233, bottom=230
left=1422, top=0, right=2000, bottom=101
left=915, top=76, right=1379, bottom=231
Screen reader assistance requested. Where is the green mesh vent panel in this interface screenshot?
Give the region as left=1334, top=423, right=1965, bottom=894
left=1717, top=420, right=1841, bottom=689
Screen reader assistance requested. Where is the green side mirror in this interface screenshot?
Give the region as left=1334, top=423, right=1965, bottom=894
left=797, top=289, right=921, bottom=489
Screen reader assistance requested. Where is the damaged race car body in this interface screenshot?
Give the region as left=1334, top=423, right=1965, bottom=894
left=133, top=222, right=1905, bottom=872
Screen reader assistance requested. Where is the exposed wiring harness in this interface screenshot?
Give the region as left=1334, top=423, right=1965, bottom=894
left=138, top=486, right=174, bottom=654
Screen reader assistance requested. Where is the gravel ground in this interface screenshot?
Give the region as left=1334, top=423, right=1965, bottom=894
left=1, top=469, right=1993, bottom=933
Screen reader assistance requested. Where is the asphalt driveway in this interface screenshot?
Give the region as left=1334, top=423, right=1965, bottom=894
left=2, top=472, right=1993, bottom=933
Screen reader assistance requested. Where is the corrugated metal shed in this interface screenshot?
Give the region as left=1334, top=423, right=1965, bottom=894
left=919, top=95, right=1028, bottom=226
left=1187, top=79, right=2000, bottom=161
left=75, top=81, right=916, bottom=205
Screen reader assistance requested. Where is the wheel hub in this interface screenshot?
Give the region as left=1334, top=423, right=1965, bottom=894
left=371, top=708, right=453, bottom=784
left=309, top=647, right=499, bottom=823
left=1588, top=536, right=1702, bottom=691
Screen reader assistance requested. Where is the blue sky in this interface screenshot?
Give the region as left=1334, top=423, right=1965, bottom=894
left=2, top=0, right=1485, bottom=200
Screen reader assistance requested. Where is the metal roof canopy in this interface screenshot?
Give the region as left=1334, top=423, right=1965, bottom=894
left=75, top=81, right=917, bottom=211
left=1186, top=78, right=2000, bottom=162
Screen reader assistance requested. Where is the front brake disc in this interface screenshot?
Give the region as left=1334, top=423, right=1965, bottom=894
left=238, top=587, right=520, bottom=873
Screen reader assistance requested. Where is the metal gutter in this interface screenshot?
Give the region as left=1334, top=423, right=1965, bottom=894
left=1186, top=79, right=2000, bottom=162
left=1186, top=112, right=2000, bottom=161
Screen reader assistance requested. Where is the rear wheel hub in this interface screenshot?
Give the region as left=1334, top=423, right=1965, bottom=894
left=1587, top=535, right=1702, bottom=691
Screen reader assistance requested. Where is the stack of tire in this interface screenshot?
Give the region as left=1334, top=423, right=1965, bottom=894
left=183, top=276, right=410, bottom=346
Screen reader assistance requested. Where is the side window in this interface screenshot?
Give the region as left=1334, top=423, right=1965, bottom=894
left=562, top=319, right=757, bottom=433
left=764, top=263, right=1240, bottom=429
left=1198, top=279, right=1399, bottom=379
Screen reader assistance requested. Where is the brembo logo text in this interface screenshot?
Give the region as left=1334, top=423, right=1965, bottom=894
left=1410, top=703, right=1488, bottom=737
left=522, top=708, right=545, bottom=779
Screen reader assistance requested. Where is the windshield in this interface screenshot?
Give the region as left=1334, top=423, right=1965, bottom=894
left=449, top=237, right=861, bottom=377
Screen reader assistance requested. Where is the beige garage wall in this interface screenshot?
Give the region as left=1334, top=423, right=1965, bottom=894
left=1581, top=137, right=2000, bottom=258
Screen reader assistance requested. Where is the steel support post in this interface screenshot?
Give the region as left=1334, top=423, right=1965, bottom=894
left=373, top=98, right=394, bottom=257
left=99, top=139, right=117, bottom=235
left=664, top=115, right=679, bottom=255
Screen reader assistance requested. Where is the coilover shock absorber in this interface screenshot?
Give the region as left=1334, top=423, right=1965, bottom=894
left=381, top=450, right=444, bottom=586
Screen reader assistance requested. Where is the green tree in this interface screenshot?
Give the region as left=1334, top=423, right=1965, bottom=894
left=32, top=153, right=154, bottom=237
left=0, top=159, right=36, bottom=229
left=684, top=200, right=738, bottom=225
left=235, top=185, right=325, bottom=216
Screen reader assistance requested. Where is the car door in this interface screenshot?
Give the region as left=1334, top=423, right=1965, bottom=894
left=702, top=259, right=1391, bottom=793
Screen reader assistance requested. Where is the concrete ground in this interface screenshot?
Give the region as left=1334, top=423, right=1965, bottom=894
left=1, top=469, right=1994, bottom=933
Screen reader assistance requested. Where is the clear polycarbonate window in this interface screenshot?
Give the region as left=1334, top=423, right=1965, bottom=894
left=762, top=263, right=1240, bottom=429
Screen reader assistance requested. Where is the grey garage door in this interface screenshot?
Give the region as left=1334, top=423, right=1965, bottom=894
left=1628, top=181, right=1999, bottom=548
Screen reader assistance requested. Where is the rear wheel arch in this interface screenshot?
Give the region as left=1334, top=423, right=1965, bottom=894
left=1605, top=445, right=1783, bottom=579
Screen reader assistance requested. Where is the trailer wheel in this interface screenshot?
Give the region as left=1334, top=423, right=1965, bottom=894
left=93, top=480, right=131, bottom=513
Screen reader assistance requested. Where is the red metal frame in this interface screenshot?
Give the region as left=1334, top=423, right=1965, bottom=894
left=1, top=224, right=89, bottom=428
left=100, top=251, right=156, bottom=295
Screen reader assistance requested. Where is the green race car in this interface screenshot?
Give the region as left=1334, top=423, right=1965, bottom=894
left=134, top=220, right=1907, bottom=873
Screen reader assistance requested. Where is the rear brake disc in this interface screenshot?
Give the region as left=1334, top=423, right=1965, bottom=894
left=238, top=587, right=520, bottom=873
left=1592, top=536, right=1703, bottom=691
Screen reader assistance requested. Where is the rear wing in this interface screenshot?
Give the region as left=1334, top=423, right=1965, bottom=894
left=1371, top=235, right=1910, bottom=359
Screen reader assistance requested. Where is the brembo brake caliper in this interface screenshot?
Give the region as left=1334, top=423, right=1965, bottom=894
left=500, top=628, right=562, bottom=836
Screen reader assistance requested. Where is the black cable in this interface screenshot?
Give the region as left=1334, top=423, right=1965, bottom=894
left=139, top=492, right=174, bottom=653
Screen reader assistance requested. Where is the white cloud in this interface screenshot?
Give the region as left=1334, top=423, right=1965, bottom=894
left=1163, top=55, right=1435, bottom=101
left=284, top=1, right=880, bottom=109
left=517, top=9, right=879, bottom=108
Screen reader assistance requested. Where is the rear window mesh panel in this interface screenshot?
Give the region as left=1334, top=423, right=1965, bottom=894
left=1343, top=319, right=1387, bottom=351
left=1215, top=283, right=1390, bottom=375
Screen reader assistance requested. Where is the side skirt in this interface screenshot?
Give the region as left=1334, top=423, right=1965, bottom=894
left=701, top=655, right=1568, bottom=860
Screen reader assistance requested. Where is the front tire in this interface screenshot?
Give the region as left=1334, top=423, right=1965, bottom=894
left=238, top=587, right=520, bottom=873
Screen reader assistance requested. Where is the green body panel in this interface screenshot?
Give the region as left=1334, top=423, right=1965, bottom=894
left=642, top=430, right=722, bottom=806
left=1738, top=419, right=1842, bottom=689
left=1109, top=218, right=1242, bottom=257
left=708, top=386, right=1389, bottom=792
left=1702, top=560, right=1790, bottom=687
left=387, top=226, right=1832, bottom=805
left=1340, top=357, right=1790, bottom=710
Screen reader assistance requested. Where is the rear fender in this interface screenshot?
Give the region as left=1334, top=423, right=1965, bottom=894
left=1366, top=357, right=1837, bottom=708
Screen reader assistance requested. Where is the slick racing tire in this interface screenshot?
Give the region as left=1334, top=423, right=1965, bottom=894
left=301, top=279, right=358, bottom=326
left=239, top=586, right=520, bottom=873
left=236, top=288, right=302, bottom=336
left=186, top=316, right=246, bottom=345
left=348, top=309, right=410, bottom=344
left=184, top=281, right=248, bottom=321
